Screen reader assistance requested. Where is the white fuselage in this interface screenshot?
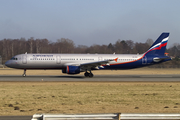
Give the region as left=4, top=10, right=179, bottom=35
left=5, top=53, right=143, bottom=69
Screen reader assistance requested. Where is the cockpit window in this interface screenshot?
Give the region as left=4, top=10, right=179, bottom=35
left=10, top=57, right=18, bottom=60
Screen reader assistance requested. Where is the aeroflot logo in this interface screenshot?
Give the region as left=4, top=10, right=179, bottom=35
left=33, top=55, right=53, bottom=57
left=147, top=37, right=168, bottom=53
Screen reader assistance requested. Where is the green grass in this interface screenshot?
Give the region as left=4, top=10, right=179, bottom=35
left=0, top=82, right=180, bottom=115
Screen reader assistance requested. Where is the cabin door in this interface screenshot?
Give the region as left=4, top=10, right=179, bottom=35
left=56, top=55, right=61, bottom=64
left=98, top=57, right=102, bottom=61
left=142, top=56, right=147, bottom=64
left=22, top=55, right=27, bottom=64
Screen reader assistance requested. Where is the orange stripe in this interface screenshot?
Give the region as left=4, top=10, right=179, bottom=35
left=67, top=66, right=69, bottom=73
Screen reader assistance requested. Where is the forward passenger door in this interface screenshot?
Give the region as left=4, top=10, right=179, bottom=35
left=22, top=55, right=27, bottom=64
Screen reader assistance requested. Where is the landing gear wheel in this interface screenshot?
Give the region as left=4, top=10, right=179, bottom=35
left=22, top=69, right=26, bottom=77
left=89, top=73, right=93, bottom=77
left=84, top=71, right=94, bottom=77
left=84, top=72, right=89, bottom=77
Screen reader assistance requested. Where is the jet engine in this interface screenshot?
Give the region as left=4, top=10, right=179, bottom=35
left=62, top=66, right=81, bottom=74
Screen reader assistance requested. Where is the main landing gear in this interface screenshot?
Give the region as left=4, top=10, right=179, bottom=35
left=22, top=69, right=26, bottom=77
left=84, top=71, right=94, bottom=77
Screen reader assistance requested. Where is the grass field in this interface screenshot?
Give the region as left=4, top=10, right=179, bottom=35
left=0, top=82, right=180, bottom=115
left=0, top=68, right=180, bottom=115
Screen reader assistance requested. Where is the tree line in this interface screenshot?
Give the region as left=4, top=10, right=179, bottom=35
left=0, top=37, right=180, bottom=67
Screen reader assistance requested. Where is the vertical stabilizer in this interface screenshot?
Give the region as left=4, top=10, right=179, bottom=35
left=145, top=33, right=169, bottom=56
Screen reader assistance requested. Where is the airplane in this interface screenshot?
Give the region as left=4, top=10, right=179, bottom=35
left=5, top=33, right=171, bottom=77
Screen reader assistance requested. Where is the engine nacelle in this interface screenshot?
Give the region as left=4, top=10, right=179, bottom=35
left=62, top=66, right=80, bottom=74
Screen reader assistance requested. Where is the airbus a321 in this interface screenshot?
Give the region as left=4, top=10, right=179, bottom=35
left=5, top=33, right=171, bottom=77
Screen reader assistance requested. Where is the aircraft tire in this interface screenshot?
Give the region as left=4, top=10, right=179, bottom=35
left=22, top=74, right=26, bottom=77
left=89, top=73, right=93, bottom=77
left=84, top=72, right=89, bottom=77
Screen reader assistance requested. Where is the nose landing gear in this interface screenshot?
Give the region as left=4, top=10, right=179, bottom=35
left=22, top=69, right=26, bottom=77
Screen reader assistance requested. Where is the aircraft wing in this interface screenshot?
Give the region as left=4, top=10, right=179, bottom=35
left=80, top=58, right=118, bottom=70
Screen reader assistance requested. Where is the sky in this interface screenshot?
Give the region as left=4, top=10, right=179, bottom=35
left=0, top=0, right=180, bottom=48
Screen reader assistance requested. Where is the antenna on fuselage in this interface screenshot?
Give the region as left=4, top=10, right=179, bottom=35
left=25, top=52, right=27, bottom=54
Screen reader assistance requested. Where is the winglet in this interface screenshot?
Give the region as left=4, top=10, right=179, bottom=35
left=114, top=58, right=118, bottom=62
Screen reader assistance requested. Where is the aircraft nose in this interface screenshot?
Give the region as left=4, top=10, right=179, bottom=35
left=5, top=60, right=11, bottom=67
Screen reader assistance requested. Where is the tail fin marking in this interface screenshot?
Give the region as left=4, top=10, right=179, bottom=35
left=145, top=33, right=169, bottom=56
left=147, top=37, right=168, bottom=51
